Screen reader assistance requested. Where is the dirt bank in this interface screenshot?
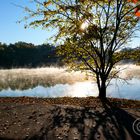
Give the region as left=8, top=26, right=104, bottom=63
left=0, top=97, right=140, bottom=140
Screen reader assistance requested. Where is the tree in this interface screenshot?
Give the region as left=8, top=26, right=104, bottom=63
left=0, top=42, right=58, bottom=68
left=23, top=0, right=140, bottom=98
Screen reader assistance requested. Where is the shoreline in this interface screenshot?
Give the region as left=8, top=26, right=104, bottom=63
left=0, top=96, right=140, bottom=108
left=0, top=97, right=140, bottom=139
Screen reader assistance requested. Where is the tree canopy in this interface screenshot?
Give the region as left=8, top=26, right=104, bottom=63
left=23, top=0, right=140, bottom=98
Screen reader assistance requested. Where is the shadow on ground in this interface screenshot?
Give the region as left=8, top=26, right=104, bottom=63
left=0, top=99, right=140, bottom=140
left=32, top=99, right=140, bottom=140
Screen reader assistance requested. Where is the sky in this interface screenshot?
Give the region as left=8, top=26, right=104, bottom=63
left=0, top=0, right=140, bottom=47
left=0, top=0, right=56, bottom=45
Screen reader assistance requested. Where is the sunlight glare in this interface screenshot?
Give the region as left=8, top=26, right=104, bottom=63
left=69, top=81, right=98, bottom=97
left=80, top=20, right=89, bottom=30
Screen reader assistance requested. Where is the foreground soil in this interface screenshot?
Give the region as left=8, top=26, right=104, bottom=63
left=0, top=97, right=140, bottom=140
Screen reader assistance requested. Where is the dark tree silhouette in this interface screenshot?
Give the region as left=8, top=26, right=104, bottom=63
left=0, top=42, right=59, bottom=68
left=23, top=0, right=140, bottom=98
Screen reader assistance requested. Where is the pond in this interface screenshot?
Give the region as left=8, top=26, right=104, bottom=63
left=0, top=64, right=140, bottom=100
left=0, top=78, right=140, bottom=100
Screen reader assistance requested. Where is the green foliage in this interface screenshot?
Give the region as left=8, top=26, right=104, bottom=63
left=120, top=47, right=140, bottom=64
left=0, top=42, right=59, bottom=68
left=23, top=0, right=140, bottom=69
left=23, top=0, right=140, bottom=97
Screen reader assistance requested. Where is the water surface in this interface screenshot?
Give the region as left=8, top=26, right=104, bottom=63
left=0, top=78, right=140, bottom=100
left=0, top=64, right=140, bottom=100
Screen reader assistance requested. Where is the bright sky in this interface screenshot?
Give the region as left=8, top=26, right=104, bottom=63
left=0, top=0, right=139, bottom=47
left=0, top=0, right=56, bottom=45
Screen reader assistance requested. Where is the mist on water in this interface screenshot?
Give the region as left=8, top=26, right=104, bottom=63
left=0, top=64, right=140, bottom=100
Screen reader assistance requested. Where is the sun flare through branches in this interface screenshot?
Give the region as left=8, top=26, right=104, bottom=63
left=80, top=20, right=89, bottom=31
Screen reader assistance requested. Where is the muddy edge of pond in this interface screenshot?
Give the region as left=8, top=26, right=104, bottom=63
left=0, top=97, right=140, bottom=140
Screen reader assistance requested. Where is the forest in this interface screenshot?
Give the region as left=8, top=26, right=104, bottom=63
left=0, top=41, right=140, bottom=69
left=0, top=42, right=60, bottom=68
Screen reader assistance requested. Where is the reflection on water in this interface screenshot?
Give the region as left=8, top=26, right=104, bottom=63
left=0, top=64, right=140, bottom=100
left=0, top=78, right=140, bottom=100
left=0, top=81, right=98, bottom=98
left=107, top=78, right=140, bottom=100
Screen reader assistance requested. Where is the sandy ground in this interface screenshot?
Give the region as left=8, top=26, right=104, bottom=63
left=0, top=97, right=140, bottom=140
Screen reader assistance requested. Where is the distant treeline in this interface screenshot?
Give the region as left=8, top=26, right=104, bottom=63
left=0, top=41, right=140, bottom=68
left=120, top=47, right=140, bottom=64
left=0, top=42, right=61, bottom=68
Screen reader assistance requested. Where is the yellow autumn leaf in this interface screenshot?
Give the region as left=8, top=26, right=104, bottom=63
left=44, top=1, right=51, bottom=7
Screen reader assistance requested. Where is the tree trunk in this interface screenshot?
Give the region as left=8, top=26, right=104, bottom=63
left=98, top=80, right=106, bottom=98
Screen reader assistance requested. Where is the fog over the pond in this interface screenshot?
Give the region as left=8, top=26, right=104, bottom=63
left=0, top=64, right=140, bottom=100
